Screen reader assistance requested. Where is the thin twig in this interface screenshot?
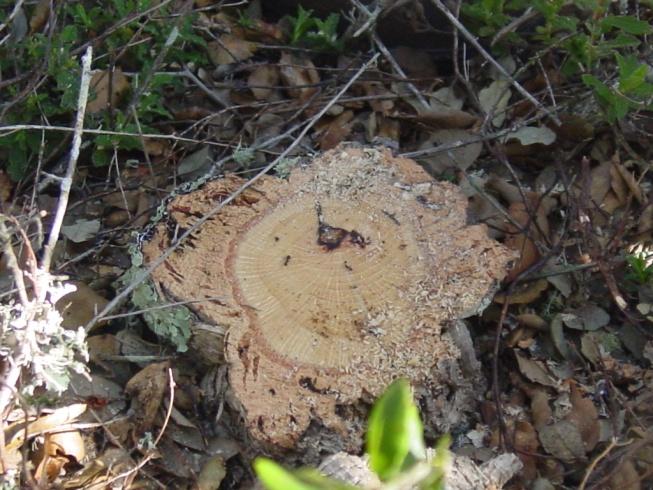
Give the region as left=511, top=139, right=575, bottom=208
left=400, top=112, right=546, bottom=159
left=40, top=46, right=93, bottom=275
left=102, top=296, right=227, bottom=320
left=182, top=67, right=231, bottom=109
left=0, top=220, right=29, bottom=306
left=491, top=7, right=536, bottom=47
left=350, top=0, right=430, bottom=110
left=0, top=123, right=231, bottom=147
left=85, top=53, right=381, bottom=332
left=429, top=0, right=560, bottom=125
left=579, top=438, right=619, bottom=490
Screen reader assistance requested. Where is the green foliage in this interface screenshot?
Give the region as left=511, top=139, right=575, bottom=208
left=254, top=379, right=450, bottom=490
left=461, top=0, right=653, bottom=123
left=582, top=52, right=653, bottom=122
left=254, top=459, right=358, bottom=490
left=366, top=379, right=426, bottom=480
left=288, top=6, right=344, bottom=52
left=121, top=267, right=192, bottom=352
left=0, top=0, right=206, bottom=180
left=625, top=251, right=653, bottom=285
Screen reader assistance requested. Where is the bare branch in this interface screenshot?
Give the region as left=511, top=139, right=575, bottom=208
left=40, top=46, right=93, bottom=275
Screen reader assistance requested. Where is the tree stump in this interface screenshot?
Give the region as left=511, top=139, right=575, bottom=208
left=142, top=146, right=514, bottom=455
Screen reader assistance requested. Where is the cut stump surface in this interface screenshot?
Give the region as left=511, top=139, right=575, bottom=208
left=143, top=146, right=514, bottom=452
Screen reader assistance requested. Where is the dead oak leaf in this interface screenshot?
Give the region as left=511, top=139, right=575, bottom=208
left=279, top=52, right=319, bottom=104
left=248, top=64, right=280, bottom=100
left=207, top=35, right=256, bottom=65
left=538, top=420, right=586, bottom=462
left=125, top=361, right=171, bottom=431
left=86, top=69, right=130, bottom=114
left=566, top=381, right=599, bottom=452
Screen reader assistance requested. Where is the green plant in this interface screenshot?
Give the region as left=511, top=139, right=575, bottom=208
left=287, top=6, right=344, bottom=53
left=625, top=250, right=653, bottom=285
left=0, top=0, right=206, bottom=180
left=254, top=379, right=450, bottom=490
left=582, top=53, right=653, bottom=122
left=461, top=0, right=653, bottom=123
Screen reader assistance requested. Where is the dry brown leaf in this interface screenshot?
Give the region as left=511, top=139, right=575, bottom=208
left=504, top=202, right=541, bottom=281
left=63, top=446, right=132, bottom=488
left=29, top=0, right=50, bottom=33
left=158, top=438, right=196, bottom=478
left=609, top=459, right=641, bottom=490
left=486, top=178, right=553, bottom=281
left=55, top=281, right=109, bottom=330
left=388, top=46, right=438, bottom=79
left=133, top=192, right=156, bottom=229
left=377, top=115, right=400, bottom=144
left=142, top=138, right=169, bottom=157
left=637, top=203, right=653, bottom=241
left=513, top=420, right=539, bottom=481
left=102, top=189, right=139, bottom=213
left=601, top=190, right=623, bottom=214
left=494, top=279, right=549, bottom=304
left=316, top=111, right=354, bottom=150
left=361, top=81, right=394, bottom=115
left=589, top=160, right=612, bottom=206
left=87, top=334, right=122, bottom=364
left=538, top=420, right=586, bottom=461
left=514, top=351, right=558, bottom=387
left=207, top=35, right=256, bottom=65
left=505, top=326, right=536, bottom=349
left=566, top=381, right=599, bottom=452
left=86, top=69, right=130, bottom=114
left=552, top=114, right=594, bottom=142
left=531, top=389, right=552, bottom=430
left=417, top=129, right=482, bottom=174
left=4, top=404, right=87, bottom=459
left=102, top=209, right=130, bottom=229
left=234, top=18, right=284, bottom=43
left=516, top=313, right=547, bottom=330
left=0, top=170, right=13, bottom=204
left=612, top=157, right=643, bottom=204
left=125, top=361, right=170, bottom=431
left=610, top=161, right=629, bottom=205
left=412, top=109, right=479, bottom=129
left=248, top=64, right=280, bottom=100
left=34, top=430, right=85, bottom=483
left=279, top=52, right=320, bottom=104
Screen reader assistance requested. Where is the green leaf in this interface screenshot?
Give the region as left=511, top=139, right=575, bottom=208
left=582, top=74, right=613, bottom=102
left=289, top=5, right=315, bottom=45
left=600, top=32, right=641, bottom=51
left=617, top=54, right=648, bottom=93
left=254, top=458, right=316, bottom=490
left=366, top=379, right=426, bottom=481
left=60, top=24, right=79, bottom=42
left=254, top=458, right=357, bottom=490
left=601, top=15, right=653, bottom=35
left=620, top=64, right=648, bottom=92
